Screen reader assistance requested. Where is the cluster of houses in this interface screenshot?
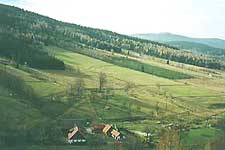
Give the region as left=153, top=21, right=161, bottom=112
left=67, top=123, right=124, bottom=144
left=102, top=124, right=123, bottom=140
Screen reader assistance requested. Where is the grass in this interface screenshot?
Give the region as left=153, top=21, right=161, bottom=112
left=0, top=95, right=43, bottom=136
left=1, top=144, right=125, bottom=150
left=48, top=46, right=192, bottom=80
left=163, top=85, right=218, bottom=97
left=45, top=46, right=225, bottom=117
left=49, top=47, right=179, bottom=85
left=1, top=45, right=225, bottom=149
left=30, top=82, right=63, bottom=97
left=111, top=57, right=192, bottom=79
left=181, top=128, right=221, bottom=146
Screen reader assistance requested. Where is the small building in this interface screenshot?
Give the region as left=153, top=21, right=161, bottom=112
left=102, top=124, right=123, bottom=140
left=67, top=126, right=87, bottom=144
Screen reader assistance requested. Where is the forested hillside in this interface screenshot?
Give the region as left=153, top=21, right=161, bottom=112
left=0, top=4, right=225, bottom=70
left=133, top=33, right=225, bottom=49
left=167, top=41, right=225, bottom=56
left=1, top=4, right=225, bottom=150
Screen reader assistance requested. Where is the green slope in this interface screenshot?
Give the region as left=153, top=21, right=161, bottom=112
left=0, top=4, right=225, bottom=70
left=1, top=46, right=225, bottom=149
left=0, top=3, right=225, bottom=150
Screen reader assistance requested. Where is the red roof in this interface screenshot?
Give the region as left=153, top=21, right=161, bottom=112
left=68, top=126, right=79, bottom=140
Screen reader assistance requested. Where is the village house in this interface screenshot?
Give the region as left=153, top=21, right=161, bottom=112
left=67, top=126, right=87, bottom=144
left=102, top=124, right=123, bottom=140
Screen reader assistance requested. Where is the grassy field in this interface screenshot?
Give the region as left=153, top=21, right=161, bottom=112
left=1, top=46, right=225, bottom=149
left=49, top=47, right=225, bottom=113
left=181, top=128, right=221, bottom=145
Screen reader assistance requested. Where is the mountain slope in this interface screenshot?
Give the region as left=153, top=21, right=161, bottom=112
left=133, top=32, right=225, bottom=49
left=167, top=41, right=225, bottom=56
left=1, top=4, right=225, bottom=149
left=0, top=4, right=225, bottom=70
left=133, top=33, right=190, bottom=43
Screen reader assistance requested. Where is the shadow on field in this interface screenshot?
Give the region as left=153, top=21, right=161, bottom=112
left=208, top=103, right=225, bottom=109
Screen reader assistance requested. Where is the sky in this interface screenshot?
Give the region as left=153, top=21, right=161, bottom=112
left=1, top=0, right=225, bottom=39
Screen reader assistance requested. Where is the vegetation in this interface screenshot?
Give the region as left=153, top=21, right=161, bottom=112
left=0, top=4, right=225, bottom=70
left=168, top=41, right=225, bottom=56
left=1, top=45, right=225, bottom=149
left=0, top=3, right=225, bottom=150
left=0, top=32, right=65, bottom=70
left=0, top=69, right=64, bottom=147
left=60, top=47, right=192, bottom=79
left=133, top=32, right=225, bottom=50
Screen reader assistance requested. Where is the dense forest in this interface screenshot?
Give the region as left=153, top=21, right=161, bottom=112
left=0, top=5, right=65, bottom=70
left=0, top=34, right=65, bottom=69
left=0, top=4, right=225, bottom=70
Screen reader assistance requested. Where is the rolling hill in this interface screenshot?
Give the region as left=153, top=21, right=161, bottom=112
left=0, top=3, right=225, bottom=150
left=133, top=32, right=225, bottom=49
left=168, top=41, right=225, bottom=56
left=0, top=4, right=225, bottom=70
left=133, top=33, right=225, bottom=56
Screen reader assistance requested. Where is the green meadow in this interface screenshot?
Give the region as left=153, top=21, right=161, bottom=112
left=1, top=46, right=225, bottom=149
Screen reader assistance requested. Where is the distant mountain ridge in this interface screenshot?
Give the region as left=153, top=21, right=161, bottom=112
left=133, top=33, right=225, bottom=50
left=167, top=41, right=225, bottom=56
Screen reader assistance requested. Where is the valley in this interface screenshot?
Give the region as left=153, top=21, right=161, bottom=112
left=1, top=45, right=225, bottom=149
left=0, top=3, right=225, bottom=150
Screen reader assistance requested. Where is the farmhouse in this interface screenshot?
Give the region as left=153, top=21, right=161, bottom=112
left=102, top=124, right=123, bottom=140
left=67, top=126, right=87, bottom=144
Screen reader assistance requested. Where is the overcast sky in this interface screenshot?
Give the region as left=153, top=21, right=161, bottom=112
left=1, top=0, right=225, bottom=39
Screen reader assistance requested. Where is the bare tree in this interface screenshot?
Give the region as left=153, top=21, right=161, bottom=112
left=67, top=78, right=85, bottom=100
left=124, top=82, right=135, bottom=95
left=164, top=91, right=169, bottom=112
left=74, top=77, right=85, bottom=98
left=156, top=83, right=161, bottom=95
left=99, top=72, right=107, bottom=92
left=155, top=102, right=160, bottom=116
left=89, top=90, right=98, bottom=102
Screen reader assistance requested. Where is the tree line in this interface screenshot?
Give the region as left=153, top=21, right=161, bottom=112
left=1, top=4, right=224, bottom=70
left=0, top=33, right=65, bottom=69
